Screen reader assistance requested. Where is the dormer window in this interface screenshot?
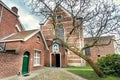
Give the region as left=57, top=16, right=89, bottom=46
left=57, top=15, right=62, bottom=20
left=15, top=24, right=21, bottom=32
left=36, top=36, right=40, bottom=43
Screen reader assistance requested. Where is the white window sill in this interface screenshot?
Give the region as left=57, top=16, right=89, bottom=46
left=36, top=41, right=40, bottom=44
left=33, top=64, right=41, bottom=67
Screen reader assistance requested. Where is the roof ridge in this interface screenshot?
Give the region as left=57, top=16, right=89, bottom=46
left=22, top=29, right=40, bottom=41
left=0, top=32, right=17, bottom=40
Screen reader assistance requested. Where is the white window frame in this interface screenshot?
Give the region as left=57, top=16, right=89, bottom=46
left=34, top=50, right=41, bottom=66
left=36, top=36, right=40, bottom=43
left=52, top=43, right=59, bottom=53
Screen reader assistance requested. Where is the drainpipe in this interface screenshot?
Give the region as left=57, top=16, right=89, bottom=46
left=0, top=6, right=3, bottom=23
left=3, top=42, right=6, bottom=52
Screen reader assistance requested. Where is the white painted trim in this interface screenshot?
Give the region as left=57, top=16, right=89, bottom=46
left=0, top=30, right=39, bottom=42
left=44, top=17, right=50, bottom=25
left=40, top=30, right=49, bottom=50
left=0, top=39, right=23, bottom=42
left=23, top=30, right=40, bottom=41
left=50, top=52, right=61, bottom=68
left=33, top=50, right=41, bottom=67
left=0, top=32, right=17, bottom=40
left=34, top=49, right=41, bottom=52
left=68, top=59, right=82, bottom=60
left=16, top=24, right=21, bottom=32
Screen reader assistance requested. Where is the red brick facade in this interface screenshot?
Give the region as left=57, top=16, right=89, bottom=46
left=0, top=2, right=23, bottom=39
left=0, top=32, right=45, bottom=78
left=44, top=40, right=68, bottom=67
left=0, top=1, right=116, bottom=79
left=0, top=1, right=46, bottom=78
left=42, top=6, right=85, bottom=67
left=84, top=36, right=115, bottom=63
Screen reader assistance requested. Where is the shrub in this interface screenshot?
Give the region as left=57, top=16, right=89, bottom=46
left=97, top=54, right=120, bottom=77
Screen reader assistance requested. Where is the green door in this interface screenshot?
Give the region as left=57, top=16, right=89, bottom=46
left=22, top=52, right=29, bottom=75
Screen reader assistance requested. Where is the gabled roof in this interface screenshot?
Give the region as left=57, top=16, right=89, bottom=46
left=41, top=5, right=71, bottom=25
left=0, top=0, right=18, bottom=17
left=0, top=29, right=49, bottom=50
left=0, top=29, right=39, bottom=42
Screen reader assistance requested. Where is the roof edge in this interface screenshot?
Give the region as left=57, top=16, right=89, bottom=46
left=0, top=39, right=23, bottom=43
left=0, top=1, right=19, bottom=17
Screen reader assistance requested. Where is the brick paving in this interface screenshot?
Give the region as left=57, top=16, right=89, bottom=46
left=0, top=68, right=87, bottom=80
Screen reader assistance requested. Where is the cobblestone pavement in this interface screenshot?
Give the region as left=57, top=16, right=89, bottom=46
left=0, top=68, right=87, bottom=80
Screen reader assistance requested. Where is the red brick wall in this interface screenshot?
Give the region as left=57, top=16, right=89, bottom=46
left=0, top=52, right=22, bottom=78
left=84, top=36, right=115, bottom=63
left=44, top=40, right=67, bottom=67
left=0, top=32, right=45, bottom=78
left=0, top=4, right=23, bottom=39
left=42, top=7, right=84, bottom=66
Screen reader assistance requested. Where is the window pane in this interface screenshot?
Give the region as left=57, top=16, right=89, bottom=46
left=34, top=50, right=40, bottom=66
left=85, top=48, right=90, bottom=56
left=55, top=25, right=64, bottom=40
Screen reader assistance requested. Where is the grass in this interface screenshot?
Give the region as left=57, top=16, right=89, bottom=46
left=67, top=65, right=92, bottom=69
left=67, top=66, right=120, bottom=80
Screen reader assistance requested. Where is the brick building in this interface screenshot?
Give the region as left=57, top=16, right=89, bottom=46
left=0, top=1, right=48, bottom=78
left=84, top=36, right=116, bottom=63
left=42, top=6, right=85, bottom=67
left=0, top=0, right=116, bottom=79
left=42, top=6, right=116, bottom=67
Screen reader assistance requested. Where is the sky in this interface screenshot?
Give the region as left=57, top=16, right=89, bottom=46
left=2, top=0, right=45, bottom=30
left=1, top=0, right=120, bottom=30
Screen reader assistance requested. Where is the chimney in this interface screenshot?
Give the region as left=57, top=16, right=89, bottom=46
left=11, top=7, right=18, bottom=14
left=40, top=23, right=44, bottom=30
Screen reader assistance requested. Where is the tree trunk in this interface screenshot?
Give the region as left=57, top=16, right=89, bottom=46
left=56, top=38, right=106, bottom=78
left=85, top=57, right=106, bottom=77
left=65, top=45, right=105, bottom=77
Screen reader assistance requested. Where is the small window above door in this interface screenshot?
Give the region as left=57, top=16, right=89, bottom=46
left=52, top=43, right=59, bottom=53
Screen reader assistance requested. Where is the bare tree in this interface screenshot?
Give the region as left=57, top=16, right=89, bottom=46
left=26, top=0, right=120, bottom=77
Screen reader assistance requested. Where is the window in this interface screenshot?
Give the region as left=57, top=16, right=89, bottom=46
left=36, top=36, right=40, bottom=43
left=0, top=46, right=4, bottom=51
left=55, top=25, right=64, bottom=41
left=97, top=55, right=101, bottom=57
left=57, top=15, right=62, bottom=20
left=85, top=48, right=90, bottom=56
left=34, top=50, right=40, bottom=66
left=52, top=43, right=59, bottom=52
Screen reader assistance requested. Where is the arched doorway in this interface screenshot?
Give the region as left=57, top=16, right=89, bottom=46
left=50, top=43, right=61, bottom=67
left=50, top=53, right=61, bottom=67
left=22, top=51, right=30, bottom=75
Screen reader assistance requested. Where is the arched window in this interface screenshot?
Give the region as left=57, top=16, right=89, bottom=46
left=55, top=24, right=64, bottom=41
left=52, top=43, right=59, bottom=52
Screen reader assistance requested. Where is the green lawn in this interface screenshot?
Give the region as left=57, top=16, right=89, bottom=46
left=67, top=66, right=120, bottom=80
left=67, top=65, right=92, bottom=69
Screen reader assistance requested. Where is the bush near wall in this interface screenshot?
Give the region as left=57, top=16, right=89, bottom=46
left=97, top=54, right=120, bottom=77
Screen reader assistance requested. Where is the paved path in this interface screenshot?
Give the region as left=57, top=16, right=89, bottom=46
left=0, top=68, right=87, bottom=80
left=66, top=68, right=93, bottom=71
